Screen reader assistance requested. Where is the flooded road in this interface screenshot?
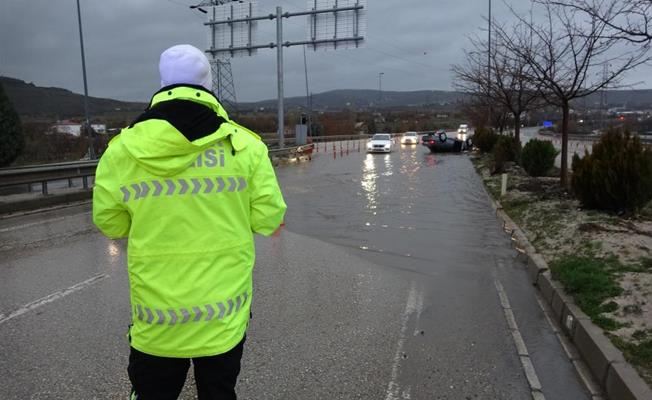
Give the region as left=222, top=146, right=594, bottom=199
left=0, top=141, right=590, bottom=399
left=278, top=141, right=590, bottom=400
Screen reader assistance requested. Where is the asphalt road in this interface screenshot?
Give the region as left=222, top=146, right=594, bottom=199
left=0, top=140, right=590, bottom=399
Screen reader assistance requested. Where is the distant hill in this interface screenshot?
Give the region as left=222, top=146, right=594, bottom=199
left=240, top=88, right=652, bottom=111
left=576, top=90, right=652, bottom=109
left=3, top=76, right=652, bottom=119
left=0, top=76, right=146, bottom=120
left=239, top=89, right=467, bottom=110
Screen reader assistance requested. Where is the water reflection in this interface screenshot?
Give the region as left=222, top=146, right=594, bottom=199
left=108, top=241, right=120, bottom=257
left=424, top=153, right=437, bottom=167
left=361, top=154, right=378, bottom=210
left=382, top=154, right=393, bottom=176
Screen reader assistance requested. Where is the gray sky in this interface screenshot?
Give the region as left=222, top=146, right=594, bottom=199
left=1, top=0, right=650, bottom=103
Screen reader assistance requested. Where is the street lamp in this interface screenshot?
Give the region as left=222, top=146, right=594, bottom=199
left=378, top=72, right=384, bottom=104
left=76, top=0, right=95, bottom=159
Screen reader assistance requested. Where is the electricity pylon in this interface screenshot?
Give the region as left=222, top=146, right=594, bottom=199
left=192, top=0, right=239, bottom=114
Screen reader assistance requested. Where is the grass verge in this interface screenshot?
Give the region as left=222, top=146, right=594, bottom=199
left=550, top=256, right=625, bottom=331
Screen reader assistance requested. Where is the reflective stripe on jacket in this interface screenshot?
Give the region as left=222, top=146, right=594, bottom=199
left=92, top=85, right=286, bottom=357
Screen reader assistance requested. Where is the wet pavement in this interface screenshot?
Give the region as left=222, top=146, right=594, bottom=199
left=0, top=140, right=590, bottom=399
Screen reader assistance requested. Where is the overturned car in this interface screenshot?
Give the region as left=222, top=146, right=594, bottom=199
left=421, top=131, right=471, bottom=153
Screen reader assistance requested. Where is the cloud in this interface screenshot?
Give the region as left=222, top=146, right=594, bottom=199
left=1, top=0, right=649, bottom=103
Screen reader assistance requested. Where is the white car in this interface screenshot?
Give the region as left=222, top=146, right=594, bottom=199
left=400, top=131, right=419, bottom=145
left=457, top=124, right=469, bottom=141
left=367, top=133, right=393, bottom=153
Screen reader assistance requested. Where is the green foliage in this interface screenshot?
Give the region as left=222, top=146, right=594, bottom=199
left=611, top=336, right=652, bottom=385
left=521, top=139, right=558, bottom=177
left=571, top=129, right=652, bottom=213
left=0, top=83, right=24, bottom=167
left=492, top=134, right=521, bottom=173
left=472, top=127, right=499, bottom=153
left=550, top=256, right=624, bottom=331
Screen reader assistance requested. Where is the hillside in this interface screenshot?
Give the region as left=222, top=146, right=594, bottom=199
left=239, top=89, right=467, bottom=110
left=3, top=76, right=652, bottom=119
left=0, top=76, right=146, bottom=120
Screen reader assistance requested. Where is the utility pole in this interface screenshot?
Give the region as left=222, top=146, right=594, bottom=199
left=601, top=63, right=608, bottom=131
left=303, top=44, right=312, bottom=136
left=76, top=0, right=95, bottom=159
left=276, top=6, right=284, bottom=148
left=193, top=1, right=239, bottom=113
left=204, top=0, right=366, bottom=147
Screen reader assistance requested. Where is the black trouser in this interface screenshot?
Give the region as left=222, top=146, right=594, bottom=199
left=128, top=337, right=245, bottom=400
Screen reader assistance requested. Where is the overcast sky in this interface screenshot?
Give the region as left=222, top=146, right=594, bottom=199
left=1, top=0, right=650, bottom=103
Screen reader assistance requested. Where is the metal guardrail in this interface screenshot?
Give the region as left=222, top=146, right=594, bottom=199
left=0, top=136, right=364, bottom=195
left=0, top=160, right=98, bottom=195
left=0, top=135, right=370, bottom=196
left=538, top=130, right=652, bottom=144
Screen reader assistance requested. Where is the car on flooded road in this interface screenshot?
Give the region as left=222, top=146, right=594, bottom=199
left=400, top=131, right=419, bottom=145
left=367, top=133, right=393, bottom=153
left=421, top=130, right=470, bottom=153
left=457, top=124, right=469, bottom=141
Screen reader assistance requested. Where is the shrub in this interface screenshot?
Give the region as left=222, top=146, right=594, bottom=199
left=0, top=83, right=24, bottom=167
left=492, top=134, right=521, bottom=173
left=521, top=139, right=558, bottom=177
left=571, top=129, right=652, bottom=213
left=473, top=127, right=499, bottom=153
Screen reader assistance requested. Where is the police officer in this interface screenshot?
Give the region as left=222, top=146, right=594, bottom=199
left=93, top=44, right=287, bottom=400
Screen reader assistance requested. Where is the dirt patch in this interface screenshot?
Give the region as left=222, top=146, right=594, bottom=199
left=609, top=272, right=652, bottom=338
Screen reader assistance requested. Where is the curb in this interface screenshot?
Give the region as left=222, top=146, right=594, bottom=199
left=492, top=199, right=652, bottom=400
left=0, top=190, right=92, bottom=215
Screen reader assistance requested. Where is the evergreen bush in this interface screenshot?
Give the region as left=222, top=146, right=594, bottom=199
left=0, top=83, right=24, bottom=167
left=521, top=139, right=558, bottom=177
left=492, top=134, right=520, bottom=173
left=473, top=127, right=499, bottom=153
left=571, top=129, right=652, bottom=213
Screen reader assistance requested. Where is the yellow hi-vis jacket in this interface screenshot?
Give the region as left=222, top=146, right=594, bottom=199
left=92, top=85, right=286, bottom=358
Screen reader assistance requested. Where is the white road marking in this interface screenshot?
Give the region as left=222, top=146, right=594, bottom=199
left=0, top=274, right=109, bottom=326
left=493, top=278, right=546, bottom=400
left=385, top=284, right=422, bottom=400
left=412, top=289, right=424, bottom=336
left=0, top=211, right=91, bottom=233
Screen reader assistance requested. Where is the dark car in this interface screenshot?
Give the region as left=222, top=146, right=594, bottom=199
left=421, top=131, right=471, bottom=153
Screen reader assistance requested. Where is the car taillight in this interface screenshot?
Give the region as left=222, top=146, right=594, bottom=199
left=429, top=140, right=435, bottom=144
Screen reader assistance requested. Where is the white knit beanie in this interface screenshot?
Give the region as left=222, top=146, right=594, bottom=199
left=159, top=44, right=212, bottom=90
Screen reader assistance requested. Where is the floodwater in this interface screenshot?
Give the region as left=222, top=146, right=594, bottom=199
left=276, top=139, right=590, bottom=400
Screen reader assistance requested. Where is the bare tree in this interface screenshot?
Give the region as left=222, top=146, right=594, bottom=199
left=459, top=98, right=511, bottom=133
left=494, top=0, right=648, bottom=187
left=550, top=0, right=652, bottom=44
left=453, top=30, right=542, bottom=143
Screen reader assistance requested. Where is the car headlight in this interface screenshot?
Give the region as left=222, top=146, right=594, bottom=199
left=366, top=143, right=373, bottom=149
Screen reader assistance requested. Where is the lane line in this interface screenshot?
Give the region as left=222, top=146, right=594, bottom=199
left=384, top=284, right=421, bottom=400
left=0, top=274, right=109, bottom=326
left=493, top=278, right=546, bottom=400
left=0, top=212, right=92, bottom=233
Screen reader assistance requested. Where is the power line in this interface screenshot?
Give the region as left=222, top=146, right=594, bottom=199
left=324, top=50, right=441, bottom=85
left=363, top=46, right=449, bottom=72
